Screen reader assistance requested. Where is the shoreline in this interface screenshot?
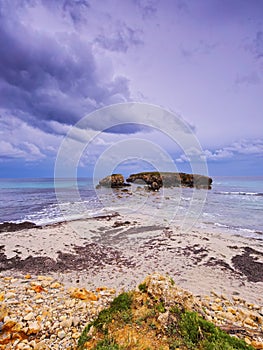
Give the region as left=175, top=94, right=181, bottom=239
left=1, top=213, right=263, bottom=348
left=0, top=212, right=263, bottom=304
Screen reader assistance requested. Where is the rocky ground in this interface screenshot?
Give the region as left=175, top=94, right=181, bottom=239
left=0, top=273, right=116, bottom=349
left=0, top=214, right=263, bottom=349
left=0, top=273, right=263, bottom=349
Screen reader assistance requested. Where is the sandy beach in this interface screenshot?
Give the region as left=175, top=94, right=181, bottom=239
left=1, top=213, right=263, bottom=349
left=1, top=212, right=263, bottom=303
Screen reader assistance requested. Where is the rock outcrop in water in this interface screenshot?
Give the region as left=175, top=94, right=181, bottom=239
left=126, top=172, right=212, bottom=190
left=96, top=174, right=131, bottom=189
left=97, top=172, right=212, bottom=191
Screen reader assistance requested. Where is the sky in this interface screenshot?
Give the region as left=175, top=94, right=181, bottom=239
left=0, top=0, right=262, bottom=178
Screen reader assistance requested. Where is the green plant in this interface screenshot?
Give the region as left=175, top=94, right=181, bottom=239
left=78, top=286, right=255, bottom=350
left=93, top=337, right=121, bottom=350
left=171, top=310, right=254, bottom=350
left=156, top=302, right=166, bottom=313
left=179, top=311, right=201, bottom=347
left=169, top=277, right=175, bottom=285
left=110, top=292, right=133, bottom=312
left=149, top=322, right=157, bottom=330
left=138, top=283, right=147, bottom=293
left=120, top=309, right=133, bottom=323
left=77, top=293, right=133, bottom=349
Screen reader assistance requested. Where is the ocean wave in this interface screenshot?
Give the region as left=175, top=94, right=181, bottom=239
left=213, top=222, right=263, bottom=237
left=215, top=191, right=263, bottom=196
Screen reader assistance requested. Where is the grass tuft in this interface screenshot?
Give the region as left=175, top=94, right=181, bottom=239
left=77, top=292, right=132, bottom=349
left=138, top=283, right=147, bottom=293
left=78, top=283, right=255, bottom=350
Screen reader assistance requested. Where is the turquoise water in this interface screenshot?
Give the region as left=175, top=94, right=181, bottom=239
left=0, top=176, right=262, bottom=239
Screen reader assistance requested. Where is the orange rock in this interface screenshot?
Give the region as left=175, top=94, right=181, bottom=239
left=32, top=285, right=45, bottom=293
left=251, top=341, right=263, bottom=349
left=24, top=274, right=31, bottom=279
left=69, top=288, right=98, bottom=301
left=2, top=320, right=17, bottom=331
left=0, top=305, right=8, bottom=321
left=41, top=309, right=50, bottom=317
left=0, top=333, right=12, bottom=345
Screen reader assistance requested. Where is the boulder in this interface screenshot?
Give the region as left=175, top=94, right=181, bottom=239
left=97, top=174, right=131, bottom=189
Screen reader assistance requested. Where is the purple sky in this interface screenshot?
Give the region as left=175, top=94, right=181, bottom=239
left=0, top=0, right=262, bottom=177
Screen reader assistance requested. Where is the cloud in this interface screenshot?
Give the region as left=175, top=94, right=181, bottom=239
left=62, top=0, right=90, bottom=24
left=95, top=22, right=143, bottom=53
left=203, top=149, right=233, bottom=161
left=0, top=141, right=26, bottom=159
left=226, top=139, right=263, bottom=155
left=0, top=111, right=61, bottom=161
left=244, top=30, right=263, bottom=61
left=0, top=0, right=132, bottom=136
left=177, top=139, right=263, bottom=163
left=0, top=140, right=46, bottom=161
left=254, top=30, right=263, bottom=59
left=132, top=0, right=158, bottom=19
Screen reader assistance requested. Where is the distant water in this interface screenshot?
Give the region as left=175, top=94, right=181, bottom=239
left=0, top=176, right=262, bottom=240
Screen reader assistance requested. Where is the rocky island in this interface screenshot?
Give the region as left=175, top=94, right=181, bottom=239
left=97, top=172, right=212, bottom=191
left=96, top=174, right=131, bottom=189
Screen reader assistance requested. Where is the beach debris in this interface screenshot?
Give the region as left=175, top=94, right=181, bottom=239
left=0, top=222, right=40, bottom=233
left=112, top=220, right=131, bottom=228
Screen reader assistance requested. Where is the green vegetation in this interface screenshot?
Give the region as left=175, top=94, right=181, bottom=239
left=168, top=309, right=254, bottom=350
left=169, top=277, right=175, bottom=285
left=138, top=282, right=147, bottom=292
left=92, top=337, right=122, bottom=350
left=78, top=287, right=254, bottom=350
left=77, top=292, right=132, bottom=349
left=156, top=301, right=166, bottom=313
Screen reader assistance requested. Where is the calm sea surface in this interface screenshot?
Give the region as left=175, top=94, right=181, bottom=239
left=0, top=176, right=262, bottom=239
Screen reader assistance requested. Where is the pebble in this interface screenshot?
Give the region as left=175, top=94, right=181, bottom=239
left=0, top=274, right=115, bottom=350
left=35, top=299, right=44, bottom=304
left=57, top=330, right=66, bottom=339
left=0, top=272, right=262, bottom=349
left=24, top=312, right=34, bottom=321
left=199, top=289, right=263, bottom=349
left=5, top=292, right=16, bottom=299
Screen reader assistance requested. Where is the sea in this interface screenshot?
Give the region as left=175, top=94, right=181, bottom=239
left=0, top=176, right=262, bottom=239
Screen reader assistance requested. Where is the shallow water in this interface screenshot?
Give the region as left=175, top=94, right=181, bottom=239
left=0, top=176, right=262, bottom=239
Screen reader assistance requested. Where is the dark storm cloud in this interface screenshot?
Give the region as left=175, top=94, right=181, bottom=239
left=0, top=0, right=131, bottom=133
